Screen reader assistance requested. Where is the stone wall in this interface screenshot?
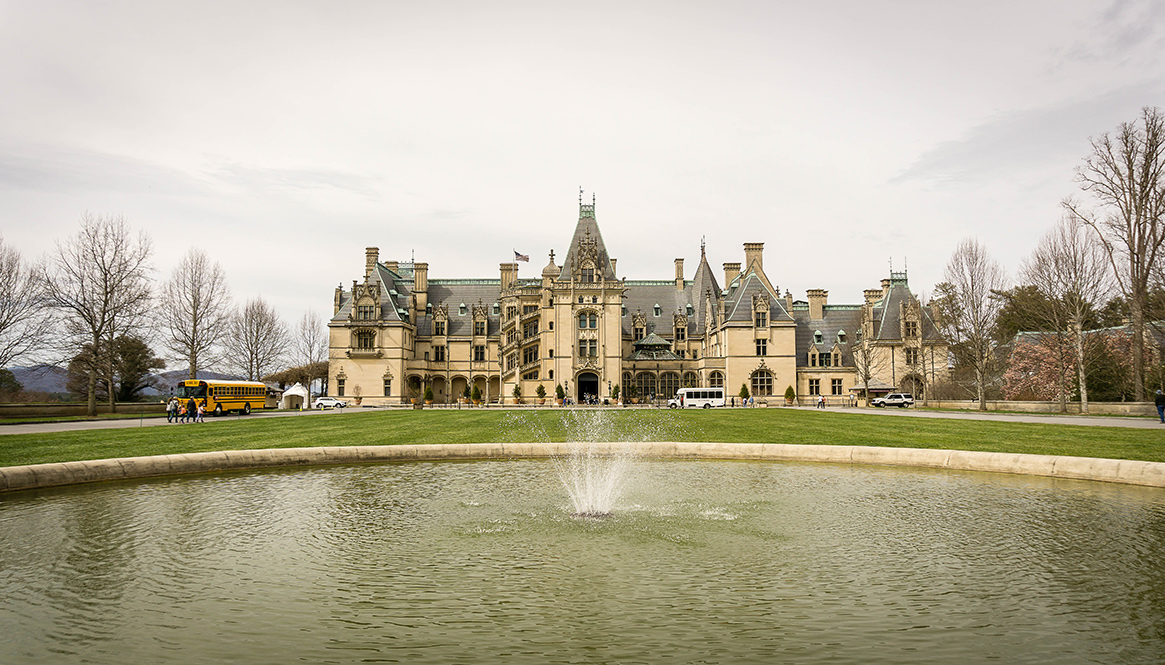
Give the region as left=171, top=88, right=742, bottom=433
left=0, top=402, right=166, bottom=418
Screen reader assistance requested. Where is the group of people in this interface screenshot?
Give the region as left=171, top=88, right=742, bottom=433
left=166, top=397, right=206, bottom=423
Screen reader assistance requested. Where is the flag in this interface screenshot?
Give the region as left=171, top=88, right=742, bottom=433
left=514, top=250, right=529, bottom=262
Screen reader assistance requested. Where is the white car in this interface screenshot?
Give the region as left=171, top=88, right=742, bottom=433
left=871, top=393, right=915, bottom=408
left=313, top=397, right=348, bottom=409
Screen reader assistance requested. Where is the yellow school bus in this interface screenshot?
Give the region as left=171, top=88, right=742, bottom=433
left=175, top=379, right=269, bottom=416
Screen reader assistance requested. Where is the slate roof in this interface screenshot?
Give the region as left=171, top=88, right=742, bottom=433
left=867, top=274, right=942, bottom=342
left=559, top=203, right=617, bottom=281
left=791, top=306, right=863, bottom=366
left=721, top=269, right=794, bottom=325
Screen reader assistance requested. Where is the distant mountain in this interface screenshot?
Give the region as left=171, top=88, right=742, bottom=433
left=8, top=365, right=69, bottom=393
left=5, top=365, right=244, bottom=397
left=152, top=370, right=244, bottom=395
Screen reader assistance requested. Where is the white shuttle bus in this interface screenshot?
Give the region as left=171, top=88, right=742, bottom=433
left=667, top=387, right=726, bottom=409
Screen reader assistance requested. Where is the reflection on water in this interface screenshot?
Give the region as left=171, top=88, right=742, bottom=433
left=2, top=460, right=1164, bottom=664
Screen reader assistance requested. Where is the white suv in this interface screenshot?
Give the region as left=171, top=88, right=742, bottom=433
left=871, top=393, right=915, bottom=408
left=313, top=397, right=348, bottom=409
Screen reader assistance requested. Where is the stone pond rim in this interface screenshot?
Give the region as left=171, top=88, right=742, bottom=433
left=2, top=442, right=1164, bottom=493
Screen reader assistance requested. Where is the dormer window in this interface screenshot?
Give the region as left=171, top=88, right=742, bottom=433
left=459, top=303, right=467, bottom=316
left=653, top=304, right=661, bottom=317
left=686, top=304, right=693, bottom=316
left=755, top=312, right=767, bottom=327
left=433, top=320, right=446, bottom=336
left=582, top=267, right=594, bottom=283
left=837, top=330, right=847, bottom=343
left=426, top=302, right=432, bottom=315
left=814, top=330, right=823, bottom=344
left=356, top=303, right=375, bottom=320
left=492, top=303, right=500, bottom=315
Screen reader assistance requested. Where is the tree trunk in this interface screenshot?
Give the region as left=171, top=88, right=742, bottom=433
left=1131, top=296, right=1146, bottom=402
left=107, top=335, right=117, bottom=414
left=1074, top=317, right=1090, bottom=415
left=976, top=365, right=987, bottom=411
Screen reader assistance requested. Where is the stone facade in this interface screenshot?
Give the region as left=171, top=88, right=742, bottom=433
left=327, top=198, right=947, bottom=404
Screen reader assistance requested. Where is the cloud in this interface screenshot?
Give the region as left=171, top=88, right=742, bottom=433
left=0, top=141, right=206, bottom=196
left=202, top=162, right=386, bottom=200
left=892, top=82, right=1164, bottom=185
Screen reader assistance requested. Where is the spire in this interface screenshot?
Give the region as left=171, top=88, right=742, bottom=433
left=561, top=190, right=613, bottom=280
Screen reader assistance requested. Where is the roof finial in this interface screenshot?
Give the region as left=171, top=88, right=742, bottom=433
left=700, top=235, right=706, bottom=257
left=579, top=186, right=583, bottom=205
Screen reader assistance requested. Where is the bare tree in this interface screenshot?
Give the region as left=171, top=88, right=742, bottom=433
left=161, top=248, right=233, bottom=379
left=933, top=238, right=1008, bottom=410
left=41, top=214, right=153, bottom=416
left=1022, top=216, right=1112, bottom=413
left=225, top=297, right=289, bottom=381
left=0, top=235, right=51, bottom=368
left=1064, top=106, right=1165, bottom=401
left=295, top=310, right=329, bottom=395
left=851, top=305, right=888, bottom=406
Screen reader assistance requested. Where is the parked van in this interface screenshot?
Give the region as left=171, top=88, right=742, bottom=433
left=667, top=387, right=726, bottom=409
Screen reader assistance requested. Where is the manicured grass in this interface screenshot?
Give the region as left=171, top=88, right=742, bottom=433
left=0, top=408, right=1163, bottom=468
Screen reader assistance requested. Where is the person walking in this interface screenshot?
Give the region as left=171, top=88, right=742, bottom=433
left=196, top=400, right=206, bottom=423
left=1156, top=389, right=1165, bottom=424
left=186, top=397, right=197, bottom=424
left=166, top=397, right=178, bottom=423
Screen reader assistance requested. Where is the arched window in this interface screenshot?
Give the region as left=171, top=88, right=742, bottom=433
left=837, top=330, right=847, bottom=343
left=634, top=372, right=656, bottom=398
left=682, top=371, right=699, bottom=388
left=709, top=371, right=724, bottom=388
left=751, top=369, right=773, bottom=396
left=589, top=313, right=597, bottom=328
left=813, top=330, right=823, bottom=344
left=659, top=372, right=681, bottom=398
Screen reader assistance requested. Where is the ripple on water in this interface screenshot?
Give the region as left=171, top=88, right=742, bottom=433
left=1, top=459, right=1164, bottom=665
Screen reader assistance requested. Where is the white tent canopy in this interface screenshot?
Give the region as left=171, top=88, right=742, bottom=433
left=279, top=382, right=310, bottom=410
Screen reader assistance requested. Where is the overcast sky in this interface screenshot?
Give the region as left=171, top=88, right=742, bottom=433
left=2, top=1, right=1163, bottom=336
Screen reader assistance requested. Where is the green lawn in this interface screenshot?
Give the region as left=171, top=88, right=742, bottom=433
left=1, top=408, right=1162, bottom=468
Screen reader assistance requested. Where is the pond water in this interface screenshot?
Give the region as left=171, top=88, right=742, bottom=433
left=2, top=458, right=1164, bottom=664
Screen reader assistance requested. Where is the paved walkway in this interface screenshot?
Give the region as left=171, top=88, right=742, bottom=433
left=786, top=405, right=1165, bottom=429
left=0, top=407, right=356, bottom=436
left=3, top=403, right=1163, bottom=434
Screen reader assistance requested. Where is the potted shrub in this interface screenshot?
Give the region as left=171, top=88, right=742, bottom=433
left=423, top=386, right=434, bottom=405
left=612, top=384, right=620, bottom=403
left=628, top=385, right=639, bottom=404
left=555, top=383, right=565, bottom=405
left=512, top=384, right=522, bottom=405
left=739, top=384, right=750, bottom=406
left=536, top=384, right=547, bottom=405
left=784, top=385, right=796, bottom=406
left=462, top=385, right=471, bottom=404
left=471, top=385, right=482, bottom=406
left=352, top=384, right=363, bottom=406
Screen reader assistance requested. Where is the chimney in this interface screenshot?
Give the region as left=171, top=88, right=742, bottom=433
left=609, top=258, right=616, bottom=276
left=743, top=242, right=764, bottom=272
left=365, top=247, right=379, bottom=279
left=413, top=262, right=429, bottom=311
left=785, top=289, right=793, bottom=311
left=385, top=260, right=399, bottom=273
left=674, top=258, right=684, bottom=291
left=723, top=262, right=741, bottom=287
left=864, top=289, right=883, bottom=305
left=334, top=284, right=343, bottom=315
left=500, top=262, right=518, bottom=291
left=807, top=289, right=828, bottom=320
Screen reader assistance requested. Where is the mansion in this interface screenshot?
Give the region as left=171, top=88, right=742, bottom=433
left=328, top=198, right=946, bottom=405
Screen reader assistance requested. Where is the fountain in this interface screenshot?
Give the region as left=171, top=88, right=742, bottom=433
left=1, top=411, right=1164, bottom=664
left=553, top=442, right=633, bottom=517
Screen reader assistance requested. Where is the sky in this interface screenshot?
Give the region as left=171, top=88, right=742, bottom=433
left=1, top=0, right=1163, bottom=338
